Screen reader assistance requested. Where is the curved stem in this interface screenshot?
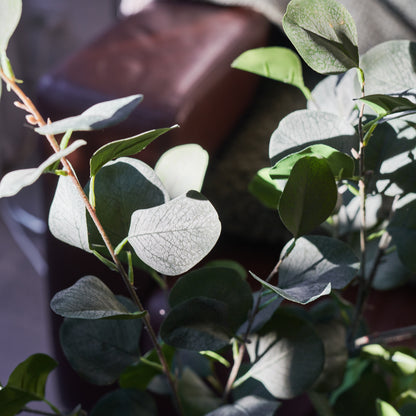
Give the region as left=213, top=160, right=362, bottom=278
left=0, top=69, right=183, bottom=415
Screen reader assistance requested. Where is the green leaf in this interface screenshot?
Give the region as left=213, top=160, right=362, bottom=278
left=0, top=0, right=22, bottom=51
left=205, top=396, right=279, bottom=416
left=270, top=144, right=354, bottom=180
left=48, top=169, right=91, bottom=252
left=248, top=168, right=282, bottom=210
left=90, top=125, right=178, bottom=177
left=376, top=400, right=400, bottom=416
left=90, top=389, right=157, bottom=416
left=160, top=297, right=232, bottom=351
left=35, top=95, right=143, bottom=135
left=0, top=140, right=86, bottom=198
left=128, top=191, right=221, bottom=276
left=231, top=46, right=311, bottom=99
left=169, top=265, right=253, bottom=332
left=59, top=297, right=142, bottom=385
left=0, top=354, right=57, bottom=416
left=278, top=156, right=338, bottom=237
left=387, top=199, right=416, bottom=272
left=154, top=143, right=209, bottom=199
left=246, top=308, right=324, bottom=399
left=178, top=367, right=224, bottom=416
left=119, top=344, right=175, bottom=391
left=86, top=157, right=169, bottom=257
left=251, top=235, right=358, bottom=304
left=282, top=0, right=359, bottom=74
left=359, top=94, right=416, bottom=118
left=269, top=109, right=358, bottom=165
left=361, top=41, right=416, bottom=95
left=50, top=275, right=146, bottom=320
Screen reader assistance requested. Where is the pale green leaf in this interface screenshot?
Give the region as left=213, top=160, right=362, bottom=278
left=128, top=191, right=221, bottom=276
left=206, top=396, right=279, bottom=416
left=376, top=399, right=400, bottom=416
left=232, top=46, right=311, bottom=99
left=283, top=0, right=359, bottom=74
left=0, top=0, right=22, bottom=51
left=35, top=95, right=143, bottom=135
left=248, top=167, right=282, bottom=210
left=0, top=140, right=86, bottom=198
left=155, top=143, right=209, bottom=199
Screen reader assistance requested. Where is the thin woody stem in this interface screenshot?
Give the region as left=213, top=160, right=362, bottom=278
left=0, top=69, right=183, bottom=415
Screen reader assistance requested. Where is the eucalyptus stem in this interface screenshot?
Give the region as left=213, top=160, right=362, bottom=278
left=223, top=240, right=296, bottom=400
left=0, top=68, right=184, bottom=416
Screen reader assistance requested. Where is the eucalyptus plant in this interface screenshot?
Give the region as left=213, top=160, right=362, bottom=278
left=1, top=0, right=416, bottom=416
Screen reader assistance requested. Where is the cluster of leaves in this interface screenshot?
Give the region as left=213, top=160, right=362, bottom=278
left=1, top=0, right=416, bottom=415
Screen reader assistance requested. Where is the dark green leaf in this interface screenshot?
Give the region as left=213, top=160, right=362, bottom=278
left=282, top=0, right=359, bottom=74
left=246, top=308, right=325, bottom=399
left=387, top=199, right=416, bottom=272
left=86, top=157, right=169, bottom=256
left=203, top=259, right=247, bottom=280
left=128, top=191, right=221, bottom=276
left=169, top=265, right=253, bottom=332
left=248, top=168, right=282, bottom=210
left=361, top=41, right=416, bottom=95
left=269, top=144, right=354, bottom=180
left=278, top=157, right=338, bottom=237
left=154, top=143, right=209, bottom=199
left=0, top=0, right=22, bottom=51
left=178, top=367, right=224, bottom=416
left=0, top=354, right=57, bottom=416
left=0, top=140, right=86, bottom=198
left=231, top=46, right=310, bottom=99
left=251, top=236, right=358, bottom=304
left=50, top=275, right=146, bottom=320
left=360, top=94, right=416, bottom=117
left=160, top=297, right=231, bottom=351
left=59, top=297, right=142, bottom=385
left=90, top=126, right=177, bottom=177
left=119, top=344, right=175, bottom=391
left=205, top=395, right=279, bottom=416
left=89, top=389, right=157, bottom=416
left=269, top=109, right=358, bottom=165
left=36, top=95, right=143, bottom=135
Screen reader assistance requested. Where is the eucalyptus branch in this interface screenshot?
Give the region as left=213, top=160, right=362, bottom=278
left=0, top=68, right=183, bottom=416
left=355, top=325, right=416, bottom=348
left=223, top=240, right=296, bottom=400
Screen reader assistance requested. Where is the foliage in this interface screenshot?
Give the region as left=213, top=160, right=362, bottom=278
left=0, top=0, right=415, bottom=415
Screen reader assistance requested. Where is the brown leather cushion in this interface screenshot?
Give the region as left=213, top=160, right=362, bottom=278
left=37, top=1, right=270, bottom=176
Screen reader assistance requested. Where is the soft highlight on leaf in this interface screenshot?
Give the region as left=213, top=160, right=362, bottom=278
left=0, top=0, right=22, bottom=51
left=283, top=0, right=359, bottom=74
left=35, top=94, right=143, bottom=135
left=232, top=46, right=311, bottom=98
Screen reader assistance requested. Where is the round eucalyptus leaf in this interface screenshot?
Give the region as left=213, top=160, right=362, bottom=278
left=0, top=0, right=22, bottom=51
left=154, top=143, right=209, bottom=199
left=361, top=41, right=416, bottom=95
left=231, top=46, right=310, bottom=99
left=60, top=297, right=142, bottom=385
left=248, top=168, right=282, bottom=210
left=387, top=199, right=416, bottom=272
left=246, top=308, right=325, bottom=399
left=49, top=168, right=91, bottom=253
left=128, top=191, right=221, bottom=276
left=35, top=95, right=143, bottom=135
left=87, top=157, right=169, bottom=251
left=251, top=236, right=359, bottom=304
left=278, top=156, right=338, bottom=238
left=169, top=266, right=252, bottom=332
left=90, top=389, right=157, bottom=416
left=269, top=109, right=358, bottom=165
left=160, top=297, right=231, bottom=351
left=50, top=275, right=145, bottom=320
left=308, top=69, right=360, bottom=123
left=282, top=0, right=359, bottom=74
left=205, top=396, right=279, bottom=416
